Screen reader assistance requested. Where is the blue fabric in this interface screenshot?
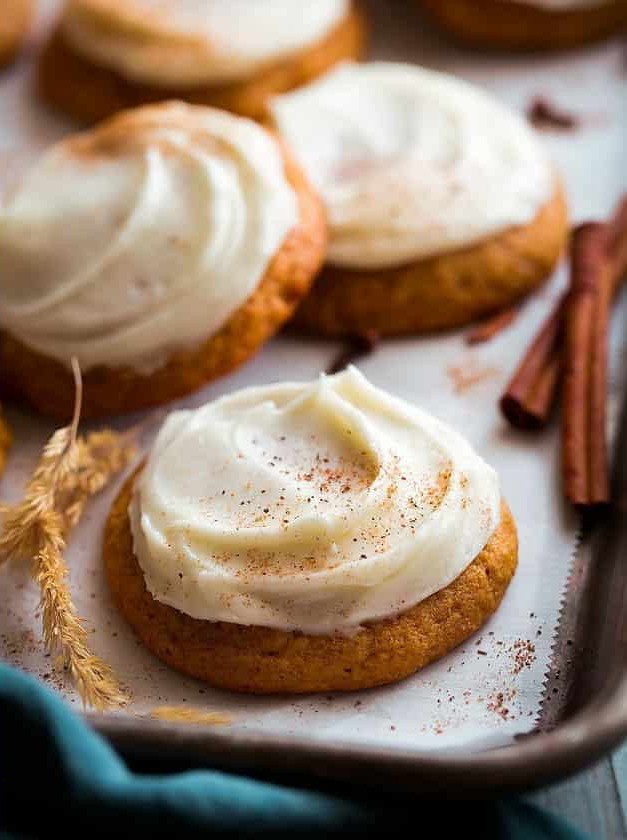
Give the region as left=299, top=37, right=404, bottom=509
left=0, top=663, right=588, bottom=838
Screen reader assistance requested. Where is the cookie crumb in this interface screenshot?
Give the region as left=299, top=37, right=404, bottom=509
left=149, top=706, right=232, bottom=726
left=527, top=97, right=579, bottom=131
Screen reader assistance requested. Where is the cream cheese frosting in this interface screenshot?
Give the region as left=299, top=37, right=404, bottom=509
left=130, top=367, right=501, bottom=635
left=62, top=0, right=350, bottom=87
left=0, top=102, right=298, bottom=373
left=270, top=62, right=554, bottom=270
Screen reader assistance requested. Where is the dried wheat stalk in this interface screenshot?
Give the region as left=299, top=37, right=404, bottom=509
left=0, top=360, right=136, bottom=708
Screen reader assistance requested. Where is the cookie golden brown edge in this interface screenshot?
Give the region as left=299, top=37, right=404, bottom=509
left=37, top=5, right=366, bottom=124
left=104, top=470, right=518, bottom=695
left=420, top=0, right=627, bottom=51
left=0, top=0, right=34, bottom=68
left=293, top=182, right=568, bottom=337
left=0, top=130, right=327, bottom=422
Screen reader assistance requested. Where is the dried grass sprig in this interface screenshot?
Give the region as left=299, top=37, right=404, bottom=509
left=0, top=427, right=79, bottom=566
left=0, top=359, right=136, bottom=709
left=35, top=509, right=127, bottom=709
left=60, top=430, right=137, bottom=534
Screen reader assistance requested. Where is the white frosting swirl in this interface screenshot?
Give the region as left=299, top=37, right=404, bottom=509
left=131, top=368, right=501, bottom=635
left=62, top=0, right=350, bottom=87
left=0, top=103, right=298, bottom=372
left=270, top=62, right=554, bottom=270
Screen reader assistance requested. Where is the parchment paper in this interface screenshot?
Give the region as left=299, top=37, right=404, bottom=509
left=1, top=0, right=626, bottom=753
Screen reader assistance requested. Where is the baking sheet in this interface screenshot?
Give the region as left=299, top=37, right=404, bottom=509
left=1, top=0, right=626, bottom=754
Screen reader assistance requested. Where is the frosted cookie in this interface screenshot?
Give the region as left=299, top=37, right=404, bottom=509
left=420, top=0, right=627, bottom=51
left=104, top=367, right=518, bottom=694
left=270, top=63, right=568, bottom=337
left=0, top=102, right=326, bottom=420
left=0, top=0, right=33, bottom=67
left=38, top=0, right=366, bottom=123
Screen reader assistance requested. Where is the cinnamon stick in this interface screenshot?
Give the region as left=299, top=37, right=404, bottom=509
left=561, top=224, right=612, bottom=508
left=326, top=330, right=380, bottom=375
left=580, top=198, right=627, bottom=507
left=499, top=297, right=564, bottom=429
left=500, top=195, right=627, bottom=431
left=466, top=306, right=519, bottom=346
left=606, top=196, right=627, bottom=273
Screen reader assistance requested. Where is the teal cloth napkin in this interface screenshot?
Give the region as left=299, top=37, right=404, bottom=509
left=0, top=663, right=587, bottom=838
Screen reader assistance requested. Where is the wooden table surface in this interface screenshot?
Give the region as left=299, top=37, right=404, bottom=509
left=531, top=743, right=627, bottom=838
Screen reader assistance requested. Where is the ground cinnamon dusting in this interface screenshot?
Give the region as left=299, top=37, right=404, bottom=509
left=149, top=706, right=232, bottom=726
left=447, top=360, right=499, bottom=394
left=511, top=640, right=536, bottom=676
left=487, top=688, right=517, bottom=720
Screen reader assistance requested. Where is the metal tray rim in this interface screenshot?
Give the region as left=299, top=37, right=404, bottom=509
left=87, top=664, right=627, bottom=794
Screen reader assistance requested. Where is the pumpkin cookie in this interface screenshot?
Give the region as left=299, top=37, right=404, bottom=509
left=420, top=0, right=627, bottom=51
left=294, top=184, right=567, bottom=337
left=270, top=63, right=568, bottom=337
left=0, top=0, right=33, bottom=67
left=0, top=102, right=326, bottom=420
left=104, top=368, right=517, bottom=694
left=38, top=0, right=366, bottom=123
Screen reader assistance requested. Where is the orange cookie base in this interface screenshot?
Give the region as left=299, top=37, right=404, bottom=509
left=0, top=0, right=33, bottom=67
left=37, top=7, right=366, bottom=123
left=104, top=472, right=518, bottom=695
left=293, top=183, right=568, bottom=338
left=0, top=119, right=327, bottom=421
left=421, top=0, right=627, bottom=50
